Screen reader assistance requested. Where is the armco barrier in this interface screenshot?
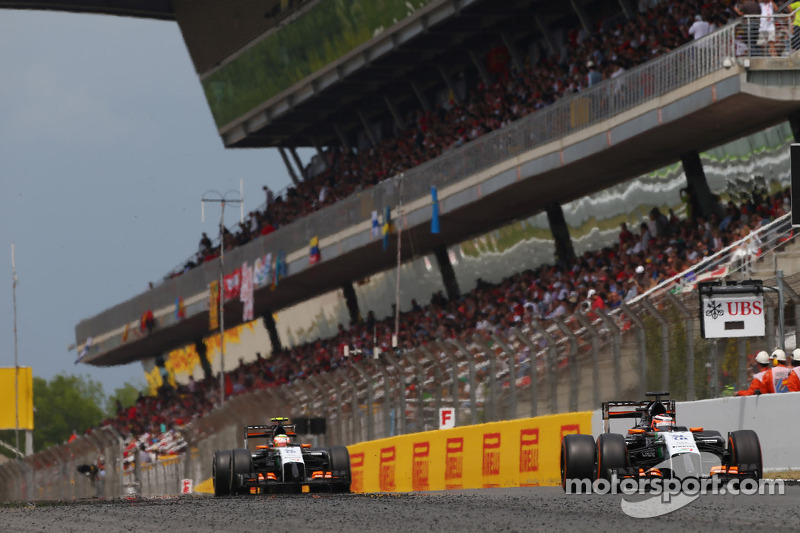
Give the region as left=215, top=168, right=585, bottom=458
left=591, top=392, right=800, bottom=472
left=347, top=412, right=592, bottom=493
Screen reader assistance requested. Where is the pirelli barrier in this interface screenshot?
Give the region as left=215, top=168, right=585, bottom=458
left=347, top=412, right=592, bottom=493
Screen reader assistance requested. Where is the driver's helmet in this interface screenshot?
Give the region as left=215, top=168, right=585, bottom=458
left=651, top=414, right=675, bottom=432
left=273, top=434, right=290, bottom=447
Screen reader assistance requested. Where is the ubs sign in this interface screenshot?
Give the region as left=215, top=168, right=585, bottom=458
left=699, top=281, right=765, bottom=339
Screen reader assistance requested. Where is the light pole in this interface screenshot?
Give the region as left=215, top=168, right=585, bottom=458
left=11, top=243, right=20, bottom=456
left=201, top=190, right=243, bottom=406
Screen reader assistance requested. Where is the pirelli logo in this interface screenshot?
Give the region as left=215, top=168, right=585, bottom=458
left=560, top=424, right=580, bottom=440
left=482, top=432, right=501, bottom=487
left=412, top=441, right=430, bottom=491
left=519, top=428, right=539, bottom=474
left=350, top=452, right=365, bottom=493
left=379, top=446, right=396, bottom=492
left=445, top=437, right=464, bottom=489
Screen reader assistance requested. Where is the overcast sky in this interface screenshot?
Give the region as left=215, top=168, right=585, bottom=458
left=0, top=10, right=299, bottom=394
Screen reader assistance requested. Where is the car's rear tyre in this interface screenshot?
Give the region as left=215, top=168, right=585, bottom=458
left=727, top=430, right=762, bottom=480
left=230, top=448, right=253, bottom=495
left=561, top=434, right=595, bottom=493
left=328, top=446, right=352, bottom=493
left=596, top=433, right=628, bottom=482
left=212, top=450, right=232, bottom=497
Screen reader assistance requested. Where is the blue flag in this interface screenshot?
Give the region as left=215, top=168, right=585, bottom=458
left=431, top=186, right=440, bottom=234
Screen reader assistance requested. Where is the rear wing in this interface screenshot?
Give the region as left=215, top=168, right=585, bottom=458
left=243, top=420, right=297, bottom=448
left=601, top=392, right=675, bottom=433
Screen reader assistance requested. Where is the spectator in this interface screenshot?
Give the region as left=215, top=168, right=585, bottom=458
left=688, top=14, right=712, bottom=40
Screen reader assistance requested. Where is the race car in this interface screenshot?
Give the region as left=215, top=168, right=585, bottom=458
left=212, top=417, right=352, bottom=496
left=561, top=391, right=763, bottom=492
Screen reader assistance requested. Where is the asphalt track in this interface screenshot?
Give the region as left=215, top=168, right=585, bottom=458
left=1, top=486, right=797, bottom=533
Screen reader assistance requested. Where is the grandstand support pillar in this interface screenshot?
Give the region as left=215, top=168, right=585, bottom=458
left=616, top=0, right=635, bottom=20
left=534, top=16, right=557, bottom=57
left=410, top=81, right=431, bottom=112
left=278, top=147, right=301, bottom=185
left=468, top=48, right=492, bottom=85
left=569, top=0, right=592, bottom=34
left=341, top=282, right=360, bottom=327
left=789, top=111, right=800, bottom=142
left=545, top=203, right=575, bottom=263
left=384, top=96, right=406, bottom=131
left=333, top=124, right=350, bottom=152
left=681, top=150, right=721, bottom=222
left=500, top=32, right=525, bottom=72
left=195, top=339, right=213, bottom=381
left=357, top=110, right=378, bottom=147
left=310, top=137, right=329, bottom=171
left=261, top=310, right=283, bottom=355
left=289, top=147, right=306, bottom=180
left=438, top=65, right=463, bottom=105
left=433, top=244, right=461, bottom=302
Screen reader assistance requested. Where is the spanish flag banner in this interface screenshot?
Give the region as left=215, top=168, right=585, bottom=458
left=175, top=296, right=185, bottom=320
left=209, top=280, right=220, bottom=330
left=309, top=236, right=321, bottom=265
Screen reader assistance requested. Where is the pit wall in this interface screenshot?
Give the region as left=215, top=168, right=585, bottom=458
left=346, top=412, right=592, bottom=492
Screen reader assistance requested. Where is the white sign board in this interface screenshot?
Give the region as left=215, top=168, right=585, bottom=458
left=701, top=293, right=764, bottom=338
left=439, top=407, right=455, bottom=430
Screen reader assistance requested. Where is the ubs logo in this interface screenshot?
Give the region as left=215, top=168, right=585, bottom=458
left=445, top=437, right=464, bottom=489
left=350, top=452, right=364, bottom=493
left=379, top=447, right=396, bottom=492
left=519, top=428, right=539, bottom=477
left=482, top=433, right=501, bottom=487
left=412, top=442, right=430, bottom=491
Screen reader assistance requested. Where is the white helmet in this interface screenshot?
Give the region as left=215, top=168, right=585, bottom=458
left=793, top=348, right=800, bottom=362
left=755, top=351, right=770, bottom=365
left=772, top=349, right=786, bottom=362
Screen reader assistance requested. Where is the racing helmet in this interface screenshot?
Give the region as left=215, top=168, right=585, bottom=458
left=273, top=434, right=290, bottom=447
left=650, top=414, right=674, bottom=432
left=772, top=349, right=786, bottom=363
left=755, top=351, right=770, bottom=365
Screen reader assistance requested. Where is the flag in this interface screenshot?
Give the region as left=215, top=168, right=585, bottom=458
left=309, top=236, right=321, bottom=265
left=223, top=268, right=242, bottom=300
left=209, top=281, right=220, bottom=330
left=122, top=323, right=130, bottom=342
left=431, top=186, right=440, bottom=234
left=272, top=251, right=286, bottom=289
left=75, top=337, right=92, bottom=365
left=371, top=210, right=380, bottom=238
left=175, top=296, right=185, bottom=320
left=382, top=206, right=394, bottom=251
left=254, top=253, right=271, bottom=286
left=240, top=262, right=254, bottom=322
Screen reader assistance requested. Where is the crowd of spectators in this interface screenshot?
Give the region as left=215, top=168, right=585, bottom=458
left=103, top=183, right=793, bottom=452
left=166, top=0, right=746, bottom=281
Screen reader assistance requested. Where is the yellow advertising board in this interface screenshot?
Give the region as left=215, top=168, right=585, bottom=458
left=348, top=411, right=592, bottom=492
left=0, top=367, right=34, bottom=430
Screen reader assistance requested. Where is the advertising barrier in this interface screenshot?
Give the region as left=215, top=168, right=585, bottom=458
left=347, top=412, right=592, bottom=493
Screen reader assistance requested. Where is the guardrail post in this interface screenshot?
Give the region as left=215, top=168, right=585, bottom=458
left=472, top=336, right=498, bottom=422
left=737, top=337, right=748, bottom=393
left=574, top=312, right=600, bottom=406
left=553, top=317, right=579, bottom=412
left=620, top=302, right=647, bottom=398
left=527, top=321, right=558, bottom=414
left=665, top=292, right=696, bottom=401
left=765, top=304, right=775, bottom=351
left=450, top=339, right=478, bottom=425
left=709, top=339, right=721, bottom=398
left=403, top=352, right=427, bottom=431
left=351, top=361, right=375, bottom=441
left=640, top=299, right=670, bottom=393
left=490, top=333, right=517, bottom=420
left=437, top=341, right=463, bottom=427
left=512, top=326, right=539, bottom=417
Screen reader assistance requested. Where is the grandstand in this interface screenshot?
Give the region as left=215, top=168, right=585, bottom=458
left=4, top=0, right=800, bottom=500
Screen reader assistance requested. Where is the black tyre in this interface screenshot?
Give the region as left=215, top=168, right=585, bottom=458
left=560, top=434, right=595, bottom=493
left=212, top=450, right=232, bottom=497
left=596, top=433, right=628, bottom=482
left=328, top=446, right=352, bottom=493
left=728, top=430, right=762, bottom=480
left=230, top=448, right=253, bottom=495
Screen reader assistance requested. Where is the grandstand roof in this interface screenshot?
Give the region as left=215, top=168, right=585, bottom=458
left=0, top=0, right=174, bottom=20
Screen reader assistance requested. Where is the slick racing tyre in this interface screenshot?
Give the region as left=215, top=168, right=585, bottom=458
left=561, top=434, right=595, bottom=493
left=596, top=433, right=628, bottom=482
left=230, top=448, right=253, bottom=495
left=728, top=430, right=762, bottom=480
left=329, top=446, right=352, bottom=493
left=213, top=450, right=232, bottom=497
